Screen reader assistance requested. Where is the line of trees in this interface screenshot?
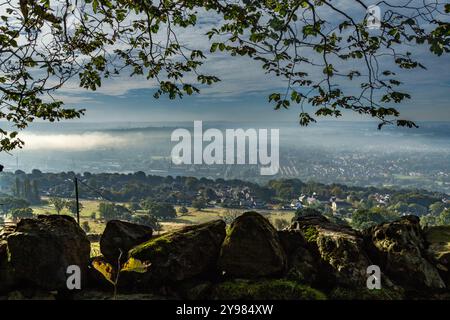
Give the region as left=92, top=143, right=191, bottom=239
left=0, top=195, right=34, bottom=220
left=12, top=177, right=40, bottom=204
left=1, top=171, right=446, bottom=209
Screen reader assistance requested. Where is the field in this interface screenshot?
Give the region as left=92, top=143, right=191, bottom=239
left=29, top=199, right=294, bottom=257
left=164, top=207, right=295, bottom=232
left=31, top=198, right=295, bottom=237
left=31, top=199, right=108, bottom=234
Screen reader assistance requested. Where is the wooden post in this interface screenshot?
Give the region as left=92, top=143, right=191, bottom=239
left=74, top=177, right=80, bottom=225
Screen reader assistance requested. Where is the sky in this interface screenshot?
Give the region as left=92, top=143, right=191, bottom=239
left=58, top=2, right=450, bottom=125
left=0, top=1, right=449, bottom=176
left=2, top=1, right=449, bottom=125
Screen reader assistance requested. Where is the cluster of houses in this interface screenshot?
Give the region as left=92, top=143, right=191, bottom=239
left=281, top=193, right=349, bottom=215
left=206, top=188, right=356, bottom=213
left=284, top=193, right=321, bottom=210
left=371, top=193, right=391, bottom=205
left=213, top=187, right=267, bottom=209
left=164, top=186, right=268, bottom=210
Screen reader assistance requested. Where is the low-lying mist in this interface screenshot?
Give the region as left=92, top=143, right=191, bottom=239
left=0, top=122, right=448, bottom=193
left=19, top=132, right=130, bottom=151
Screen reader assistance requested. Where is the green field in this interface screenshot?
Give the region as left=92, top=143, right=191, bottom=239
left=29, top=199, right=296, bottom=258
left=31, top=199, right=108, bottom=234
left=30, top=199, right=295, bottom=236
left=168, top=206, right=294, bottom=230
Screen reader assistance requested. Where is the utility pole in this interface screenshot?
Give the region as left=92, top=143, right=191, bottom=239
left=74, top=177, right=80, bottom=225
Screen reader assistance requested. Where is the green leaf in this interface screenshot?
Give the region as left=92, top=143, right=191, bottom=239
left=323, top=64, right=334, bottom=77
left=92, top=0, right=99, bottom=13
left=269, top=93, right=281, bottom=102
left=210, top=43, right=219, bottom=53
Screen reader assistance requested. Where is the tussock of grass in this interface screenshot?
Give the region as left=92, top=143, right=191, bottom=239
left=303, top=226, right=319, bottom=243
left=212, top=279, right=327, bottom=300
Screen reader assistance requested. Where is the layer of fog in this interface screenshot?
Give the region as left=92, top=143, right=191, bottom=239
left=18, top=132, right=131, bottom=151
left=2, top=122, right=447, bottom=159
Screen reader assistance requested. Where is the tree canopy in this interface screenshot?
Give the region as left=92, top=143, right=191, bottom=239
left=141, top=199, right=176, bottom=219
left=0, top=0, right=449, bottom=151
left=98, top=202, right=132, bottom=220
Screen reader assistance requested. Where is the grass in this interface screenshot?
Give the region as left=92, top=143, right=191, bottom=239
left=31, top=198, right=108, bottom=234
left=212, top=279, right=327, bottom=300
left=31, top=200, right=295, bottom=234
left=30, top=199, right=294, bottom=256
left=173, top=206, right=294, bottom=227
left=303, top=226, right=320, bottom=243
left=425, top=225, right=450, bottom=261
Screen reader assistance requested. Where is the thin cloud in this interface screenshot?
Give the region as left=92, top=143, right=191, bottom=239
left=19, top=132, right=130, bottom=151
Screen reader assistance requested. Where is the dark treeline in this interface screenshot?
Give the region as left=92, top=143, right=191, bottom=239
left=0, top=170, right=449, bottom=228
left=0, top=169, right=446, bottom=205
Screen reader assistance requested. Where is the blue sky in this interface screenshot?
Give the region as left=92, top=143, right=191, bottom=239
left=62, top=55, right=450, bottom=124
left=53, top=3, right=449, bottom=124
